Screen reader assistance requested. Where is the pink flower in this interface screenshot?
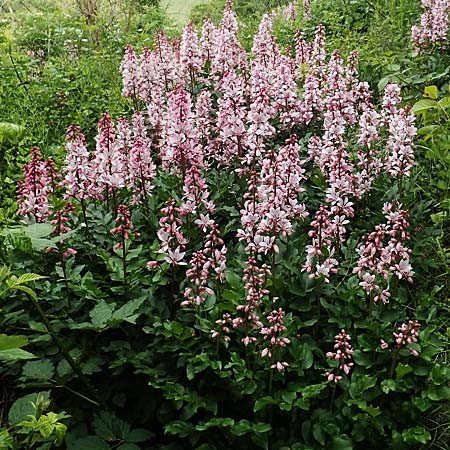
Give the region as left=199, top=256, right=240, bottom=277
left=110, top=204, right=135, bottom=250
left=17, top=147, right=57, bottom=222
left=325, top=329, right=354, bottom=382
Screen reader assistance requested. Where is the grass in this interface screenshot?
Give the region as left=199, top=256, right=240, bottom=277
left=161, top=0, right=213, bottom=25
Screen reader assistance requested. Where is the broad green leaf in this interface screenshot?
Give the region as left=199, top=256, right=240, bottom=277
left=0, top=348, right=36, bottom=361
left=302, top=383, right=326, bottom=400
left=254, top=396, right=275, bottom=412
left=93, top=411, right=130, bottom=441
left=90, top=301, right=114, bottom=328
left=349, top=373, right=377, bottom=398
left=112, top=297, right=146, bottom=324
left=412, top=99, right=437, bottom=114
left=424, top=85, right=438, bottom=100
left=328, top=435, right=353, bottom=450
left=22, top=359, right=55, bottom=380
left=424, top=385, right=450, bottom=401
left=430, top=364, right=450, bottom=385
left=402, top=426, right=431, bottom=444
left=67, top=436, right=109, bottom=450
left=117, top=445, right=140, bottom=450
left=313, top=423, right=326, bottom=446
left=8, top=392, right=50, bottom=426
left=0, top=334, right=28, bottom=351
left=127, top=428, right=154, bottom=443
left=395, top=363, right=413, bottom=379
left=381, top=379, right=396, bottom=394
left=253, top=423, right=271, bottom=433
left=438, top=96, right=450, bottom=109
left=232, top=420, right=252, bottom=436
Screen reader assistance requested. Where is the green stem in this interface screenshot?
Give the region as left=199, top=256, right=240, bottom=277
left=26, top=294, right=108, bottom=410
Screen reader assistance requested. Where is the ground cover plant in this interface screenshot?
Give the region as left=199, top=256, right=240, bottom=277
left=1, top=0, right=450, bottom=449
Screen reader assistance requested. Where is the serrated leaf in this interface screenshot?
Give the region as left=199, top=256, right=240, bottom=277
left=112, top=297, right=146, bottom=324
left=14, top=273, right=46, bottom=285
left=67, top=436, right=109, bottom=450
left=93, top=411, right=130, bottom=441
left=90, top=301, right=114, bottom=329
left=22, top=359, right=55, bottom=380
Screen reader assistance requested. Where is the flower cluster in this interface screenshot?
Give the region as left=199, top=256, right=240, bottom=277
left=393, top=320, right=421, bottom=356
left=412, top=0, right=450, bottom=50
left=110, top=204, right=136, bottom=250
left=260, top=308, right=290, bottom=372
left=157, top=199, right=188, bottom=266
left=233, top=257, right=269, bottom=346
left=354, top=201, right=413, bottom=304
left=325, top=329, right=354, bottom=382
left=17, top=147, right=57, bottom=222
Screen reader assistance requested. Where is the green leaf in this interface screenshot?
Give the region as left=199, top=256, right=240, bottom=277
left=430, top=364, right=450, bottom=385
left=8, top=392, right=50, bottom=426
left=438, top=96, right=450, bottom=109
left=187, top=353, right=211, bottom=381
left=232, top=420, right=252, bottom=436
left=164, top=421, right=193, bottom=437
left=313, top=423, right=326, bottom=446
left=90, top=301, right=114, bottom=329
left=253, top=423, right=271, bottom=433
left=424, top=85, right=438, bottom=100
left=127, top=428, right=154, bottom=443
left=112, top=297, right=146, bottom=324
left=302, top=383, right=327, bottom=400
left=0, top=122, right=25, bottom=143
left=349, top=373, right=377, bottom=398
left=0, top=348, right=36, bottom=361
left=281, top=391, right=297, bottom=404
left=225, top=270, right=242, bottom=290
left=424, top=385, right=450, bottom=401
left=254, top=396, right=275, bottom=412
left=93, top=411, right=130, bottom=441
left=381, top=379, right=397, bottom=394
left=117, top=445, right=141, bottom=450
left=412, top=99, right=437, bottom=114
left=14, top=273, right=47, bottom=285
left=195, top=418, right=234, bottom=431
left=0, top=334, right=28, bottom=351
left=22, top=359, right=55, bottom=380
left=67, top=436, right=110, bottom=450
left=328, top=435, right=353, bottom=450
left=402, top=426, right=431, bottom=444
left=395, top=363, right=413, bottom=379
left=0, top=429, right=14, bottom=449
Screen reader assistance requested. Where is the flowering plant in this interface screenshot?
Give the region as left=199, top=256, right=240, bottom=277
left=3, top=3, right=449, bottom=450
